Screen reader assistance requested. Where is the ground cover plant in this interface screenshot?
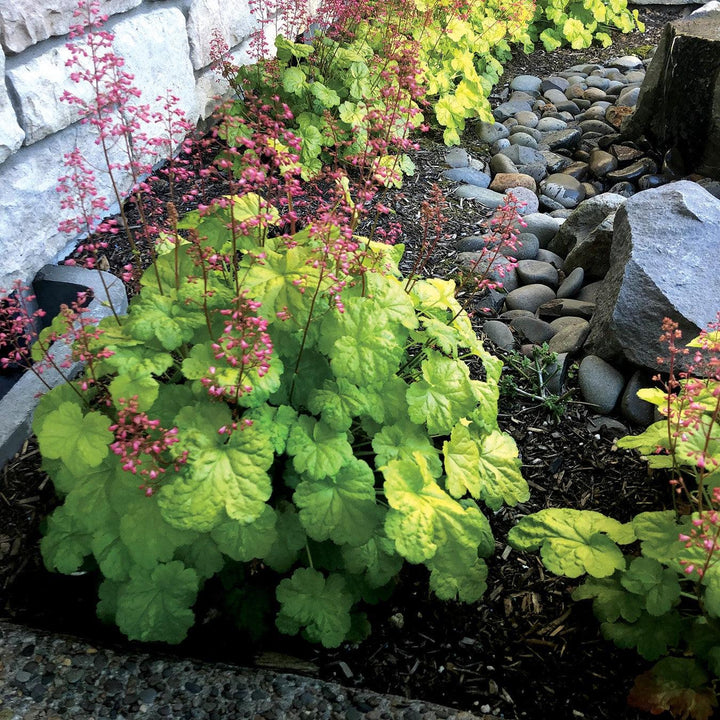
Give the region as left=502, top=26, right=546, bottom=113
left=510, top=317, right=720, bottom=720
left=0, top=0, right=665, bottom=715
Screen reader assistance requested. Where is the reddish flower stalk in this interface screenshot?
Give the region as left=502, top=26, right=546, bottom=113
left=109, top=396, right=188, bottom=496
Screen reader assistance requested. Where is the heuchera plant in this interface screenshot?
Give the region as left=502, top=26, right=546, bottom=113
left=509, top=316, right=720, bottom=720
left=27, top=0, right=530, bottom=649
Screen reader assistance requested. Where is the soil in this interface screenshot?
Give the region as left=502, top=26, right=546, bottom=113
left=0, top=6, right=692, bottom=719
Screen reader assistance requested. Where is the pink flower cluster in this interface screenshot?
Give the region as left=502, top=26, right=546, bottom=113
left=0, top=282, right=46, bottom=372
left=202, top=294, right=274, bottom=403
left=109, top=396, right=188, bottom=496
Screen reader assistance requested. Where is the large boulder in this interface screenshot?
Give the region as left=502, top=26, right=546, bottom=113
left=585, top=181, right=720, bottom=370
left=622, top=11, right=720, bottom=179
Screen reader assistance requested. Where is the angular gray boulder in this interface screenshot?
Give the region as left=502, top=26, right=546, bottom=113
left=585, top=181, right=720, bottom=370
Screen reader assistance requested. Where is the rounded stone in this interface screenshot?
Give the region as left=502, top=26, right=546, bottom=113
left=509, top=132, right=539, bottom=149
left=500, top=309, right=535, bottom=320
left=456, top=234, right=491, bottom=253
left=540, top=128, right=582, bottom=151
left=589, top=149, right=618, bottom=177
left=576, top=280, right=603, bottom=303
left=477, top=121, right=510, bottom=144
left=543, top=88, right=568, bottom=106
left=490, top=137, right=511, bottom=155
left=583, top=87, right=608, bottom=102
left=510, top=316, right=556, bottom=344
left=550, top=316, right=588, bottom=331
left=579, top=119, right=616, bottom=136
left=499, top=145, right=547, bottom=167
left=490, top=153, right=518, bottom=174
left=501, top=232, right=539, bottom=261
left=444, top=147, right=469, bottom=168
left=442, top=167, right=492, bottom=188
left=482, top=320, right=515, bottom=351
left=617, top=86, right=641, bottom=107
left=539, top=173, right=586, bottom=209
left=490, top=173, right=537, bottom=194
left=565, top=84, right=586, bottom=100
left=454, top=185, right=506, bottom=208
left=536, top=248, right=564, bottom=268
left=557, top=267, right=585, bottom=298
left=536, top=117, right=567, bottom=132
left=505, top=284, right=557, bottom=313
left=514, top=110, right=539, bottom=128
left=494, top=99, right=533, bottom=122
left=510, top=75, right=542, bottom=94
left=519, top=213, right=562, bottom=247
left=507, top=186, right=540, bottom=215
left=516, top=259, right=559, bottom=288
left=586, top=75, right=609, bottom=90
left=578, top=355, right=625, bottom=414
left=510, top=125, right=543, bottom=142
left=545, top=352, right=570, bottom=394
left=621, top=370, right=656, bottom=426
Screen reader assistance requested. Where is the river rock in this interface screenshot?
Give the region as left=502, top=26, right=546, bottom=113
left=557, top=267, right=585, bottom=298
left=516, top=260, right=559, bottom=288
left=443, top=167, right=492, bottom=187
left=586, top=181, right=720, bottom=370
left=620, top=370, right=656, bottom=425
left=589, top=149, right=619, bottom=177
left=578, top=355, right=625, bottom=414
left=483, top=320, right=515, bottom=351
left=500, top=145, right=548, bottom=167
left=509, top=132, right=539, bottom=149
left=508, top=186, right=540, bottom=215
left=510, top=316, right=556, bottom=344
left=454, top=185, right=506, bottom=208
left=540, top=128, right=583, bottom=152
left=515, top=110, right=540, bottom=128
left=538, top=298, right=596, bottom=319
left=444, top=147, right=470, bottom=167
left=537, top=117, right=568, bottom=132
left=494, top=99, right=533, bottom=122
left=547, top=320, right=590, bottom=354
left=477, top=121, right=510, bottom=144
left=490, top=154, right=519, bottom=174
left=540, top=173, right=586, bottom=209
left=490, top=173, right=537, bottom=193
left=536, top=248, right=564, bottom=268
left=520, top=213, right=562, bottom=246
left=505, top=284, right=557, bottom=313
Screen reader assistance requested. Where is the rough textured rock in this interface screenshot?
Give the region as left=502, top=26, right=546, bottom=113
left=0, top=0, right=142, bottom=54
left=548, top=193, right=625, bottom=258
left=622, top=12, right=720, bottom=178
left=0, top=45, right=24, bottom=161
left=586, top=181, right=720, bottom=369
left=187, top=0, right=256, bottom=70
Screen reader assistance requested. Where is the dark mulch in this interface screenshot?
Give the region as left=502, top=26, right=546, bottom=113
left=0, top=8, right=687, bottom=719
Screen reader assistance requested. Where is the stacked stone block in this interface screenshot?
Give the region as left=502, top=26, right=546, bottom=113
left=0, top=0, right=278, bottom=289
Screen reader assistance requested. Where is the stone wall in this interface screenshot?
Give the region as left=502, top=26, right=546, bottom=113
left=0, top=0, right=293, bottom=290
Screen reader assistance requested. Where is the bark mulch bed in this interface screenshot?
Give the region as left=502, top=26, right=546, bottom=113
left=0, top=8, right=688, bottom=718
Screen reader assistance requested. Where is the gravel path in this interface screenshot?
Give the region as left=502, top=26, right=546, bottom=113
left=0, top=622, right=487, bottom=720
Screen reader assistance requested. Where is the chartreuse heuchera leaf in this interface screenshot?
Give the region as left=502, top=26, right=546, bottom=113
left=34, top=186, right=528, bottom=648
left=508, top=509, right=635, bottom=578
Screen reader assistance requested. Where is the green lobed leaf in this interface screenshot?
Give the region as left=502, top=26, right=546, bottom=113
left=210, top=505, right=277, bottom=562
left=318, top=296, right=407, bottom=387
left=632, top=511, right=690, bottom=572
left=572, top=575, right=644, bottom=623
left=602, top=611, right=685, bottom=661
left=276, top=568, right=354, bottom=647
left=308, top=378, right=368, bottom=431
left=294, top=459, right=382, bottom=546
left=620, top=556, right=682, bottom=616
left=429, top=555, right=488, bottom=603
left=263, top=502, right=307, bottom=573
left=406, top=350, right=481, bottom=435
left=286, top=415, right=354, bottom=480
left=37, top=402, right=112, bottom=469
left=115, top=561, right=199, bottom=644
left=382, top=457, right=494, bottom=566
left=372, top=420, right=443, bottom=478
left=341, top=535, right=403, bottom=589
left=508, top=509, right=635, bottom=578
left=40, top=504, right=93, bottom=574
left=124, top=291, right=200, bottom=351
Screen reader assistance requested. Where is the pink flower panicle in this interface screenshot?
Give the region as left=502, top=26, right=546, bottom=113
left=0, top=282, right=46, bottom=372
left=201, top=293, right=274, bottom=404
left=109, top=396, right=188, bottom=496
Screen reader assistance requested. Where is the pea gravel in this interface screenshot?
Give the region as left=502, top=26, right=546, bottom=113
left=0, top=622, right=488, bottom=720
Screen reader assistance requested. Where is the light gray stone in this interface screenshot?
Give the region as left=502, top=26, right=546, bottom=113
left=477, top=121, right=510, bottom=144
left=507, top=186, right=539, bottom=216
left=490, top=153, right=518, bottom=174
left=501, top=232, right=539, bottom=261
left=499, top=145, right=547, bottom=167
left=494, top=100, right=533, bottom=122
left=514, top=111, right=539, bottom=128
left=444, top=147, right=470, bottom=167
left=548, top=193, right=626, bottom=257
left=442, top=167, right=491, bottom=187
left=454, top=185, right=506, bottom=208
left=0, top=0, right=142, bottom=54
left=536, top=248, right=564, bottom=268
left=187, top=0, right=256, bottom=69
left=510, top=75, right=542, bottom=94
left=509, top=132, right=538, bottom=149
left=519, top=213, right=562, bottom=246
left=586, top=181, right=720, bottom=370
left=457, top=253, right=519, bottom=292
left=578, top=355, right=624, bottom=414
left=536, top=117, right=567, bottom=132
left=0, top=45, right=24, bottom=162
